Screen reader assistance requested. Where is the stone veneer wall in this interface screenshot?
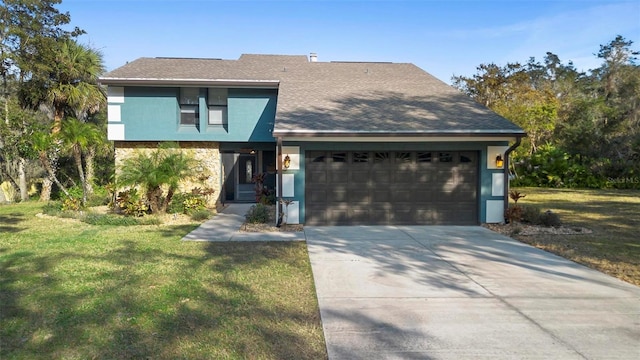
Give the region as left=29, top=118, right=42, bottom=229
left=114, top=141, right=221, bottom=208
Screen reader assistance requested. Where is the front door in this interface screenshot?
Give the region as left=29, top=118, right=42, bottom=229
left=236, top=154, right=256, bottom=201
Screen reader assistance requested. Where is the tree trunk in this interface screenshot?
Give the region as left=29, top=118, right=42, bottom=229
left=18, top=157, right=28, bottom=201
left=38, top=152, right=70, bottom=199
left=40, top=177, right=53, bottom=201
left=41, top=105, right=65, bottom=202
left=161, top=187, right=175, bottom=214
left=73, top=146, right=88, bottom=206
left=146, top=186, right=162, bottom=214
left=85, top=146, right=96, bottom=196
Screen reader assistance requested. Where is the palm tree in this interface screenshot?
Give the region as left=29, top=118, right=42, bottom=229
left=21, top=39, right=105, bottom=201
left=58, top=117, right=101, bottom=206
left=48, top=39, right=105, bottom=133
left=83, top=110, right=110, bottom=196
left=118, top=144, right=198, bottom=214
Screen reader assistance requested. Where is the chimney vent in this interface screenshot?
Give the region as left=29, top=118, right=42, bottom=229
left=309, top=52, right=318, bottom=62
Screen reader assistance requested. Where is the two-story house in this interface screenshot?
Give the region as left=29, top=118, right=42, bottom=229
left=99, top=54, right=525, bottom=225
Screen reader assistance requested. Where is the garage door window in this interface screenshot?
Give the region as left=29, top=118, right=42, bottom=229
left=331, top=152, right=347, bottom=163
left=374, top=152, right=390, bottom=163
left=417, top=152, right=432, bottom=162
left=439, top=152, right=453, bottom=162
left=353, top=152, right=369, bottom=163
left=396, top=152, right=412, bottom=163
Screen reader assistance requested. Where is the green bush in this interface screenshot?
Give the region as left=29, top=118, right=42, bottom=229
left=87, top=185, right=111, bottom=207
left=539, top=210, right=562, bottom=227
left=520, top=205, right=542, bottom=224
left=258, top=191, right=276, bottom=205
left=183, top=197, right=206, bottom=214
left=190, top=209, right=211, bottom=221
left=168, top=191, right=207, bottom=215
left=42, top=201, right=63, bottom=216
left=60, top=186, right=84, bottom=211
left=62, top=197, right=82, bottom=211
left=511, top=144, right=639, bottom=189
left=245, top=204, right=270, bottom=224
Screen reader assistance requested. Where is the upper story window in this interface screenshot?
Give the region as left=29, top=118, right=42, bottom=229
left=208, top=88, right=228, bottom=126
left=179, top=88, right=199, bottom=125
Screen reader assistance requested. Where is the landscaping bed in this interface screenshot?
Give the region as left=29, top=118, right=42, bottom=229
left=241, top=204, right=304, bottom=233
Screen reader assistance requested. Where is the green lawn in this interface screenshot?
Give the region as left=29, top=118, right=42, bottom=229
left=0, top=202, right=327, bottom=360
left=512, top=187, right=640, bottom=286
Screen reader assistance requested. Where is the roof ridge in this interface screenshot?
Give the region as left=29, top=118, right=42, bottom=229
left=155, top=57, right=223, bottom=61
left=330, top=61, right=393, bottom=64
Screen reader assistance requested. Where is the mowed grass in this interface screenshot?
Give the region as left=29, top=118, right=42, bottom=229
left=513, top=187, right=640, bottom=286
left=0, top=202, right=327, bottom=360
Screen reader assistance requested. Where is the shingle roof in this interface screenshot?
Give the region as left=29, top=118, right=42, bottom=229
left=100, top=54, right=525, bottom=137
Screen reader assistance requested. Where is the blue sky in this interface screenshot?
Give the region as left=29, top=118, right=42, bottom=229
left=61, top=0, right=639, bottom=83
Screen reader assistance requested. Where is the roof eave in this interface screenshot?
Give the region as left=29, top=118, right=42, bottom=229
left=272, top=129, right=527, bottom=138
left=98, top=77, right=280, bottom=88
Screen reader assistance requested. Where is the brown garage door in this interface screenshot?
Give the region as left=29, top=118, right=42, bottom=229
left=305, top=151, right=478, bottom=225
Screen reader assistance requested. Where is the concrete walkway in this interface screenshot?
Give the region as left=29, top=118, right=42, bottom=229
left=305, top=225, right=640, bottom=360
left=181, top=203, right=306, bottom=242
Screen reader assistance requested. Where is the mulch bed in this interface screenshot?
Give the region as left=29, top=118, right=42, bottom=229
left=484, top=222, right=592, bottom=236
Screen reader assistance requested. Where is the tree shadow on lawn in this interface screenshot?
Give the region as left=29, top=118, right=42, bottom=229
left=0, top=240, right=326, bottom=359
left=0, top=212, right=27, bottom=233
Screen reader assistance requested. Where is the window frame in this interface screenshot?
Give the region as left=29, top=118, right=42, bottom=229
left=179, top=88, right=200, bottom=126
left=207, top=88, right=228, bottom=126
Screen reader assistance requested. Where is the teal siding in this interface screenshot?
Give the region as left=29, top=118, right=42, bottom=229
left=120, top=87, right=180, bottom=138
left=285, top=141, right=509, bottom=224
left=118, top=87, right=277, bottom=142
left=226, top=89, right=277, bottom=142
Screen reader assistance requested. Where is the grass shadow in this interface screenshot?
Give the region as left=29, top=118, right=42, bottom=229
left=0, top=213, right=27, bottom=233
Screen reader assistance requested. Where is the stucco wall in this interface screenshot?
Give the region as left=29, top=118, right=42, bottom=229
left=114, top=141, right=221, bottom=208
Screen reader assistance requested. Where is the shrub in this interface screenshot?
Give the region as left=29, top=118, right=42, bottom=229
left=183, top=197, right=206, bottom=214
left=245, top=204, right=270, bottom=224
left=116, top=189, right=149, bottom=217
left=167, top=191, right=207, bottom=215
left=87, top=185, right=111, bottom=207
left=42, top=202, right=63, bottom=216
left=62, top=197, right=82, bottom=211
left=505, top=205, right=523, bottom=223
left=539, top=210, right=562, bottom=227
left=258, top=191, right=276, bottom=205
left=521, top=205, right=542, bottom=224
left=60, top=186, right=84, bottom=211
left=190, top=209, right=211, bottom=221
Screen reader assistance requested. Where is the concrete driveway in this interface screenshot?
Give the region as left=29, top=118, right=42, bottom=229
left=305, top=226, right=640, bottom=360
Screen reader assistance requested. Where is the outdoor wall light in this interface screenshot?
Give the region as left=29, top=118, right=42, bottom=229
left=283, top=155, right=291, bottom=169
left=495, top=154, right=504, bottom=168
